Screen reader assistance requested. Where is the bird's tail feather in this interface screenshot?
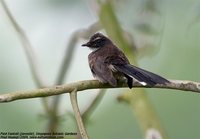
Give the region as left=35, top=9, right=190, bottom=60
left=115, top=64, right=169, bottom=86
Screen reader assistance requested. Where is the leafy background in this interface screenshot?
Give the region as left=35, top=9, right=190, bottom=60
left=0, top=0, right=200, bottom=139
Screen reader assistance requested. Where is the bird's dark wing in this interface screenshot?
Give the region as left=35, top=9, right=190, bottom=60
left=114, top=64, right=169, bottom=86
left=106, top=50, right=169, bottom=86
left=104, top=54, right=169, bottom=86
left=89, top=55, right=117, bottom=86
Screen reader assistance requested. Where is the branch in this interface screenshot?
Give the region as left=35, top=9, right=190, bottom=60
left=0, top=79, right=199, bottom=103
left=48, top=21, right=102, bottom=132
left=70, top=89, right=89, bottom=139
left=51, top=21, right=102, bottom=109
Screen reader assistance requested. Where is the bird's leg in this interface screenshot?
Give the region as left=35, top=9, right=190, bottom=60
left=124, top=74, right=133, bottom=89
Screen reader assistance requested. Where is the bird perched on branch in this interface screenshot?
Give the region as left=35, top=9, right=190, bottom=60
left=82, top=32, right=169, bottom=88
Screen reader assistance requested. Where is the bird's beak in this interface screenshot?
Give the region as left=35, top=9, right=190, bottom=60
left=81, top=41, right=90, bottom=47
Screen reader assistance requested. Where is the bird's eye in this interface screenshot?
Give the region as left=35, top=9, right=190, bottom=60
left=89, top=36, right=106, bottom=47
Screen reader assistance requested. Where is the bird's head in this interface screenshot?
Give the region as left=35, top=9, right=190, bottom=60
left=82, top=33, right=110, bottom=50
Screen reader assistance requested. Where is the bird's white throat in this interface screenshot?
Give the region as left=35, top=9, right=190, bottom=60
left=89, top=47, right=101, bottom=52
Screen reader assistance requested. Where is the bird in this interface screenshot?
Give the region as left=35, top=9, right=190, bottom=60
left=82, top=32, right=169, bottom=88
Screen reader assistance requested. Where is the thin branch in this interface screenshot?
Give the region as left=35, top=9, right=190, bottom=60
left=0, top=79, right=199, bottom=103
left=70, top=89, right=89, bottom=139
left=0, top=0, right=47, bottom=87
left=0, top=0, right=50, bottom=114
left=76, top=89, right=106, bottom=139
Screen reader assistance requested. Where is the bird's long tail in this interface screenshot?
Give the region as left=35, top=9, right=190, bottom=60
left=114, top=64, right=169, bottom=86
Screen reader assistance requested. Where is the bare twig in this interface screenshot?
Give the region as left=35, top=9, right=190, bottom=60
left=0, top=0, right=50, bottom=113
left=0, top=79, right=199, bottom=103
left=0, top=0, right=47, bottom=87
left=76, top=89, right=106, bottom=139
left=70, top=89, right=89, bottom=139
